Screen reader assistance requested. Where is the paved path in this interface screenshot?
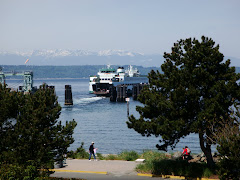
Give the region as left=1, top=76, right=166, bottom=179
left=50, top=159, right=168, bottom=180
left=55, top=159, right=137, bottom=176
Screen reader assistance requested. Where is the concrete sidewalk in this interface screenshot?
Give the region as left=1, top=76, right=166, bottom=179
left=53, top=159, right=139, bottom=176
left=51, top=159, right=167, bottom=179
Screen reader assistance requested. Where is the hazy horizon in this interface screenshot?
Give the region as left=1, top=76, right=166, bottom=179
left=1, top=0, right=240, bottom=65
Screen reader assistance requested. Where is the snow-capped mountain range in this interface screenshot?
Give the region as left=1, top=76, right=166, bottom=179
left=0, top=49, right=164, bottom=67
left=0, top=49, right=144, bottom=58
left=0, top=49, right=239, bottom=67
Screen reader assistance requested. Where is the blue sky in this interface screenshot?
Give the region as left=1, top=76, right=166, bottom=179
left=1, top=0, right=240, bottom=58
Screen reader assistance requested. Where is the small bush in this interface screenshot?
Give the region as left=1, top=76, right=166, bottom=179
left=136, top=150, right=168, bottom=174
left=96, top=153, right=104, bottom=160
left=136, top=163, right=152, bottom=174
left=105, top=154, right=119, bottom=160
left=118, top=151, right=139, bottom=161
left=67, top=142, right=89, bottom=159
left=141, top=150, right=167, bottom=161
left=203, top=168, right=214, bottom=178
left=23, top=164, right=39, bottom=180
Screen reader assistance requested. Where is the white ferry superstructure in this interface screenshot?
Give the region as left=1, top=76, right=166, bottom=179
left=89, top=65, right=148, bottom=96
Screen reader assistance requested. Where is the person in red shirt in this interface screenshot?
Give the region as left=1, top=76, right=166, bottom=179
left=182, top=146, right=191, bottom=160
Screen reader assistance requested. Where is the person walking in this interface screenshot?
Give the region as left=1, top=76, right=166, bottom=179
left=89, top=142, right=96, bottom=161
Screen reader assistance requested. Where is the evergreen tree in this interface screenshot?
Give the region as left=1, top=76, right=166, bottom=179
left=0, top=83, right=21, bottom=163
left=0, top=83, right=77, bottom=178
left=127, top=36, right=240, bottom=167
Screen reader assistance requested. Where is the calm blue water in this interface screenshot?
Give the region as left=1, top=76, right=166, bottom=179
left=6, top=78, right=213, bottom=154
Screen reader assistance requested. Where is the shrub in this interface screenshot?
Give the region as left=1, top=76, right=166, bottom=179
left=75, top=142, right=89, bottom=159
left=136, top=150, right=168, bottom=173
left=67, top=142, right=89, bottom=159
left=136, top=163, right=152, bottom=174
left=215, top=120, right=240, bottom=180
left=105, top=154, right=119, bottom=160
left=118, top=151, right=139, bottom=161
left=137, top=158, right=215, bottom=178
left=152, top=159, right=175, bottom=175
left=141, top=150, right=167, bottom=161
left=203, top=168, right=214, bottom=178
left=0, top=161, right=50, bottom=180
left=96, top=153, right=104, bottom=160
left=0, top=163, right=23, bottom=180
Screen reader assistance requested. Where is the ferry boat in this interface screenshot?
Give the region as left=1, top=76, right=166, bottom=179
left=89, top=65, right=148, bottom=96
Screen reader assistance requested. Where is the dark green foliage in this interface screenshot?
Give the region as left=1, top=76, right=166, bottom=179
left=214, top=116, right=240, bottom=179
left=0, top=83, right=77, bottom=179
left=127, top=36, right=240, bottom=167
left=0, top=84, right=20, bottom=163
left=0, top=160, right=51, bottom=180
left=0, top=163, right=23, bottom=180
left=137, top=158, right=214, bottom=178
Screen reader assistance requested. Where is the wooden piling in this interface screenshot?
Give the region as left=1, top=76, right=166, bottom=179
left=132, top=85, right=137, bottom=100
left=110, top=85, right=117, bottom=102
left=117, top=85, right=121, bottom=102
left=122, top=85, right=127, bottom=101
left=65, top=85, right=73, bottom=105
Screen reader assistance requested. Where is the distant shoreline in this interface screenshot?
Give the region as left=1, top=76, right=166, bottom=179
left=5, top=77, right=89, bottom=80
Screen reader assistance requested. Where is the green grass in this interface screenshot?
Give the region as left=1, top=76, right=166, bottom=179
left=67, top=144, right=140, bottom=161
left=105, top=154, right=120, bottom=160
left=140, top=150, right=167, bottom=161
left=118, top=151, right=139, bottom=161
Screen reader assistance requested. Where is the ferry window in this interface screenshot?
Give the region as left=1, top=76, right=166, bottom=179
left=105, top=79, right=107, bottom=80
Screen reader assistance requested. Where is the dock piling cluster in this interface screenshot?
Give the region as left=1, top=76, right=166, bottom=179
left=110, top=84, right=146, bottom=102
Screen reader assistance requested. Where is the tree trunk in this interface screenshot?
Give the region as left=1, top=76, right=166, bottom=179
left=199, top=133, right=215, bottom=167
